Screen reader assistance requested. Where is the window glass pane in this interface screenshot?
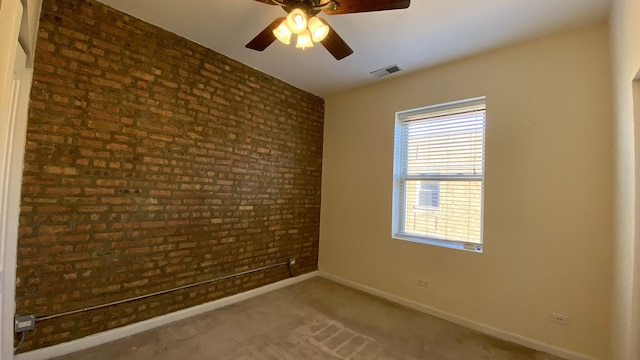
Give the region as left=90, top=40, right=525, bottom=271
left=403, top=180, right=482, bottom=244
left=406, top=113, right=484, bottom=176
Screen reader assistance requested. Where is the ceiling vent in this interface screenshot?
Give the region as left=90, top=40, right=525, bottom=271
left=370, top=64, right=402, bottom=78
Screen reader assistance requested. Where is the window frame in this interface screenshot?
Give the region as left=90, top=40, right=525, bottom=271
left=392, top=97, right=486, bottom=253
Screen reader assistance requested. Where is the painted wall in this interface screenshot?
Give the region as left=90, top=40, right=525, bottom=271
left=320, top=24, right=612, bottom=358
left=18, top=0, right=43, bottom=65
left=609, top=0, right=640, bottom=358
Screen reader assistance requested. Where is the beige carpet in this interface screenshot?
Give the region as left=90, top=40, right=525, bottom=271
left=52, top=277, right=563, bottom=360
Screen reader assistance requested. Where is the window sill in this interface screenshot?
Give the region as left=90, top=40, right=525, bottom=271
left=392, top=233, right=483, bottom=253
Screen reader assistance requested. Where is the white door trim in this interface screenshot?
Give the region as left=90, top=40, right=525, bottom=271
left=0, top=1, right=25, bottom=358
left=2, top=42, right=32, bottom=360
left=633, top=74, right=640, bottom=360
left=1, top=0, right=37, bottom=355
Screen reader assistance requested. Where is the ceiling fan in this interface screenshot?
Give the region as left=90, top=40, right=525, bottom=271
left=246, top=0, right=411, bottom=60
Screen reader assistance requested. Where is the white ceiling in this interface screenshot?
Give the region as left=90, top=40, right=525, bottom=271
left=97, top=0, right=610, bottom=98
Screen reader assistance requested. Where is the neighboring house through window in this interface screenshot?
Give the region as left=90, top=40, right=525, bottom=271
left=417, top=181, right=440, bottom=209
left=392, top=97, right=486, bottom=252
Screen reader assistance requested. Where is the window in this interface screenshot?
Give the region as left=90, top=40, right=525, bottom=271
left=417, top=181, right=440, bottom=209
left=392, top=97, right=486, bottom=252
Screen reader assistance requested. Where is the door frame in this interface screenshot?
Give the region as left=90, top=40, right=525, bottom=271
left=1, top=43, right=32, bottom=360
left=1, top=0, right=36, bottom=358
left=633, top=72, right=640, bottom=360
left=0, top=1, right=25, bottom=358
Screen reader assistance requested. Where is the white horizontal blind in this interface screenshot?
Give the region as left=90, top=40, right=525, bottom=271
left=393, top=98, right=486, bottom=250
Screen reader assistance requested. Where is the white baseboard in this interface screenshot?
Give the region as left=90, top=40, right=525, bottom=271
left=15, top=271, right=319, bottom=360
left=16, top=270, right=600, bottom=360
left=319, top=271, right=601, bottom=360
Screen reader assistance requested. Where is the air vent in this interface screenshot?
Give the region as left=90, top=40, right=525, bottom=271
left=370, top=64, right=402, bottom=78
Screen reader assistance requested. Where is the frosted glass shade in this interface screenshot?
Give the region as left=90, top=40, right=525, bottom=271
left=286, top=8, right=308, bottom=34
left=296, top=29, right=314, bottom=49
left=273, top=21, right=292, bottom=45
left=308, top=17, right=329, bottom=42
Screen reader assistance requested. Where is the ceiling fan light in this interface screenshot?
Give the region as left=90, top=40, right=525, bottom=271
left=296, top=29, right=314, bottom=49
left=308, top=17, right=329, bottom=42
left=272, top=21, right=292, bottom=45
left=286, top=8, right=308, bottom=34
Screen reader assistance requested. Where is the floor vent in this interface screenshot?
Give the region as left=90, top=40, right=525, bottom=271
left=370, top=64, right=402, bottom=78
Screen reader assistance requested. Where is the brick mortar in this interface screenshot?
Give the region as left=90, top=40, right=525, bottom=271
left=16, top=0, right=324, bottom=351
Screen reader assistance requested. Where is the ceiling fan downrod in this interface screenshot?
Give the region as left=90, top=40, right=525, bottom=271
left=268, top=0, right=340, bottom=14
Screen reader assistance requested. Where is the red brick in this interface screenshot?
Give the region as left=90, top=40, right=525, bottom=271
left=17, top=0, right=323, bottom=353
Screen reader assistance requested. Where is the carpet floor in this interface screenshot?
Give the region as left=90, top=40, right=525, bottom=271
left=51, top=276, right=563, bottom=360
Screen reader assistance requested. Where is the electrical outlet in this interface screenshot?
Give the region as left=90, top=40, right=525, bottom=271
left=550, top=313, right=569, bottom=326
left=14, top=315, right=35, bottom=332
left=417, top=279, right=430, bottom=288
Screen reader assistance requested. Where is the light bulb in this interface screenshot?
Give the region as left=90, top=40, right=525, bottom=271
left=308, top=17, right=329, bottom=42
left=296, top=29, right=314, bottom=49
left=286, top=8, right=308, bottom=34
left=272, top=21, right=292, bottom=45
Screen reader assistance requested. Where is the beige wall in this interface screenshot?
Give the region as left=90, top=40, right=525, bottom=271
left=610, top=0, right=640, bottom=358
left=0, top=0, right=22, bottom=115
left=320, top=24, right=612, bottom=358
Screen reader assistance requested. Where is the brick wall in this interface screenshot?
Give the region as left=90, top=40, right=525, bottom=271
left=16, top=0, right=324, bottom=351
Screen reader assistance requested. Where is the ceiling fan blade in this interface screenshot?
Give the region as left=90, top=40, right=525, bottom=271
left=246, top=17, right=286, bottom=51
left=323, top=0, right=410, bottom=15
left=253, top=0, right=278, bottom=4
left=320, top=21, right=353, bottom=60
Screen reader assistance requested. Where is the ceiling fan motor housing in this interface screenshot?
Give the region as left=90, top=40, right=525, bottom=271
left=279, top=0, right=339, bottom=15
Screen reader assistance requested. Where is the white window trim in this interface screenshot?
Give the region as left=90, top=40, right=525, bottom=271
left=392, top=97, right=486, bottom=253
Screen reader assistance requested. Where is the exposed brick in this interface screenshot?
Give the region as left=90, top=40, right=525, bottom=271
left=17, top=0, right=323, bottom=352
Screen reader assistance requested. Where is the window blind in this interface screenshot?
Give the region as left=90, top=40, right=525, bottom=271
left=392, top=98, right=486, bottom=252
